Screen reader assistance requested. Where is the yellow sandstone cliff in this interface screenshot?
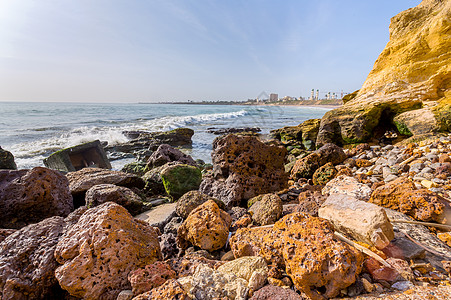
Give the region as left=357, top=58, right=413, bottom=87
left=316, top=0, right=450, bottom=146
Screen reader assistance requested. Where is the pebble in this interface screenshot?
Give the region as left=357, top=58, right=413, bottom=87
left=392, top=281, right=414, bottom=291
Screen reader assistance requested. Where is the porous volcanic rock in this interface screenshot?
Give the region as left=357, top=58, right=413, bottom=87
left=132, top=279, right=189, bottom=300
left=175, top=190, right=224, bottom=219
left=67, top=167, right=144, bottom=195
left=146, top=144, right=197, bottom=169
left=54, top=202, right=162, bottom=300
left=85, top=183, right=143, bottom=215
left=0, top=147, right=16, bottom=170
left=312, top=162, right=337, bottom=185
left=0, top=208, right=86, bottom=300
left=128, top=261, right=177, bottom=296
left=316, top=0, right=451, bottom=146
left=248, top=193, right=283, bottom=225
left=369, top=177, right=449, bottom=223
left=177, top=200, right=232, bottom=251
left=230, top=213, right=363, bottom=299
left=199, top=134, right=288, bottom=208
left=0, top=167, right=73, bottom=229
left=270, top=118, right=321, bottom=150
left=160, top=164, right=202, bottom=200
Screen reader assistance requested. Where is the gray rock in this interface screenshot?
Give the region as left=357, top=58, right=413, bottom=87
left=384, top=174, right=399, bottom=182
left=135, top=202, right=177, bottom=232
left=85, top=184, right=143, bottom=215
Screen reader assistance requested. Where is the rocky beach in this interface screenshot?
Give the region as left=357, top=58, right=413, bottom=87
left=1, top=0, right=451, bottom=299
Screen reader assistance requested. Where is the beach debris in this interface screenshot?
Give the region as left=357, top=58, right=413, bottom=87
left=0, top=166, right=73, bottom=229
left=44, top=140, right=111, bottom=173
left=200, top=134, right=287, bottom=208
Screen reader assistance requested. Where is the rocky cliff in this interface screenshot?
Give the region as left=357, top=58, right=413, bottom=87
left=317, top=0, right=451, bottom=146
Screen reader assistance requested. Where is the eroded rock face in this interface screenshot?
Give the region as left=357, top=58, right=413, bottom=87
left=316, top=0, right=451, bottom=146
left=248, top=193, right=283, bottom=225
left=0, top=208, right=86, bottom=300
left=85, top=183, right=143, bottom=215
left=177, top=200, right=232, bottom=251
left=369, top=177, right=449, bottom=223
left=147, top=144, right=197, bottom=169
left=54, top=202, right=162, bottom=300
left=67, top=167, right=144, bottom=195
left=0, top=167, right=73, bottom=229
left=200, top=134, right=288, bottom=208
left=230, top=213, right=363, bottom=299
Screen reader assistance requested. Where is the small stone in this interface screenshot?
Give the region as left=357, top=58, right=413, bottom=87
left=421, top=179, right=438, bottom=189
left=117, top=290, right=134, bottom=300
left=391, top=281, right=414, bottom=291
left=248, top=193, right=283, bottom=225
left=361, top=277, right=374, bottom=293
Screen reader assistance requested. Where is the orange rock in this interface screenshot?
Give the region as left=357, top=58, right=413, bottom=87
left=177, top=200, right=232, bottom=251
left=133, top=279, right=189, bottom=300
left=128, top=261, right=176, bottom=295
left=369, top=177, right=416, bottom=210
left=356, top=158, right=372, bottom=167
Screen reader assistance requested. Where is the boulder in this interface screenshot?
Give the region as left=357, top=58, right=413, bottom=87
left=322, top=175, right=372, bottom=201
left=0, top=167, right=73, bottom=229
left=142, top=165, right=166, bottom=196
left=177, top=200, right=232, bottom=251
left=132, top=279, right=189, bottom=300
left=230, top=213, right=363, bottom=299
left=128, top=261, right=177, bottom=296
left=316, top=0, right=451, bottom=146
left=369, top=177, right=450, bottom=223
left=146, top=144, right=196, bottom=168
left=177, top=264, right=248, bottom=300
left=249, top=285, right=304, bottom=300
left=85, top=183, right=143, bottom=215
left=0, top=208, right=86, bottom=300
left=0, top=147, right=16, bottom=170
left=318, top=194, right=394, bottom=249
left=312, top=162, right=337, bottom=185
left=315, top=143, right=347, bottom=165
left=67, top=167, right=144, bottom=195
left=270, top=118, right=321, bottom=150
left=248, top=193, right=283, bottom=225
left=160, top=164, right=202, bottom=200
left=176, top=190, right=223, bottom=219
left=54, top=202, right=162, bottom=300
left=199, top=134, right=288, bottom=208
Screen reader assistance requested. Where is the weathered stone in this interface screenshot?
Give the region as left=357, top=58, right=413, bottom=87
left=312, top=162, right=337, bottom=185
left=316, top=0, right=451, bottom=146
left=142, top=165, right=166, bottom=195
left=382, top=234, right=426, bottom=260
left=128, top=261, right=176, bottom=296
left=270, top=119, right=321, bottom=150
left=315, top=143, right=347, bottom=165
left=322, top=175, right=372, bottom=201
left=248, top=193, right=283, bottom=225
left=160, top=164, right=202, bottom=200
left=121, top=161, right=148, bottom=176
left=318, top=194, right=394, bottom=249
left=370, top=177, right=449, bottom=223
left=160, top=233, right=180, bottom=260
left=249, top=285, right=304, bottom=300
left=132, top=279, right=189, bottom=300
left=0, top=147, right=16, bottom=170
left=117, top=290, right=134, bottom=300
left=135, top=202, right=177, bottom=232
left=166, top=252, right=224, bottom=278
left=176, top=190, right=223, bottom=219
left=164, top=216, right=183, bottom=234
left=216, top=256, right=268, bottom=287
left=85, top=183, right=143, bottom=215
left=0, top=167, right=73, bottom=229
left=44, top=140, right=111, bottom=173
left=291, top=153, right=321, bottom=180
left=177, top=200, right=232, bottom=251
left=297, top=189, right=327, bottom=216
left=146, top=144, right=196, bottom=168
left=199, top=134, right=288, bottom=208
left=67, top=167, right=144, bottom=195
left=177, top=264, right=248, bottom=300
left=54, top=202, right=162, bottom=300
left=0, top=208, right=86, bottom=300
left=0, top=229, right=15, bottom=243
left=230, top=213, right=363, bottom=299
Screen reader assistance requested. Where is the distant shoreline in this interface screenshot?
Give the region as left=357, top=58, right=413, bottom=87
left=140, top=100, right=342, bottom=108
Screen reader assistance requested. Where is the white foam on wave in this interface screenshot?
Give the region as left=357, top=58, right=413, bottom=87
left=11, top=109, right=251, bottom=169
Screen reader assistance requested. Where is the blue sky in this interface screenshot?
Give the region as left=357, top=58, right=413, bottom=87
left=0, top=0, right=420, bottom=102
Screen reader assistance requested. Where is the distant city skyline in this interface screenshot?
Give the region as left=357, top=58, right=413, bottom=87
left=0, top=0, right=421, bottom=103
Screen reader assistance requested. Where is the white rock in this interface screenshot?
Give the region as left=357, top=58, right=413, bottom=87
left=322, top=175, right=372, bottom=201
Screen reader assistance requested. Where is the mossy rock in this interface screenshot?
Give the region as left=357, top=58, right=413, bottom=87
left=121, top=161, right=149, bottom=176
left=247, top=194, right=265, bottom=208
left=160, top=164, right=202, bottom=200
left=342, top=90, right=359, bottom=104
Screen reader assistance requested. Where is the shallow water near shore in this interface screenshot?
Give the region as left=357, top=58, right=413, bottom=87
left=0, top=102, right=332, bottom=169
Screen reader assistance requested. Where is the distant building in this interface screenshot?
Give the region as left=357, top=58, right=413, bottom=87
left=270, top=93, right=278, bottom=102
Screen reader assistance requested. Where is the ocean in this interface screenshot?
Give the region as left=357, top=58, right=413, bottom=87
left=0, top=102, right=333, bottom=170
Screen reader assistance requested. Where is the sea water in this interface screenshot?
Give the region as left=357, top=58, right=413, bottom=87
left=0, top=102, right=333, bottom=169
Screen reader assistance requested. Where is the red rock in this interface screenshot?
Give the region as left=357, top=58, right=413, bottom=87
left=364, top=257, right=400, bottom=283
left=177, top=200, right=232, bottom=251
left=132, top=279, right=189, bottom=300
left=0, top=167, right=73, bottom=229
left=128, top=261, right=176, bottom=295
left=54, top=202, right=162, bottom=300
left=199, top=134, right=287, bottom=208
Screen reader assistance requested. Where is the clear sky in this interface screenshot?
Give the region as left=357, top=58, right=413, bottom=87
left=0, top=0, right=421, bottom=103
